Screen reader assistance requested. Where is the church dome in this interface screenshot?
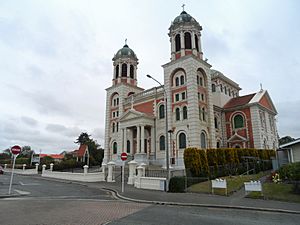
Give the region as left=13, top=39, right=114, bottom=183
left=170, top=11, right=201, bottom=30
left=113, top=44, right=138, bottom=61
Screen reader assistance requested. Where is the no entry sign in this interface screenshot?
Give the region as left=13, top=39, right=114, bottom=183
left=11, top=145, right=21, bottom=155
left=121, top=152, right=128, bottom=161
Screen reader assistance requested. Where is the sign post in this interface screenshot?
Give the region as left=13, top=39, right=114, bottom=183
left=121, top=152, right=128, bottom=193
left=8, top=145, right=21, bottom=195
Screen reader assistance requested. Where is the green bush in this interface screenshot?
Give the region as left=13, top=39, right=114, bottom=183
left=169, top=176, right=186, bottom=192
left=279, top=162, right=300, bottom=181
left=53, top=159, right=84, bottom=171
left=15, top=157, right=30, bottom=165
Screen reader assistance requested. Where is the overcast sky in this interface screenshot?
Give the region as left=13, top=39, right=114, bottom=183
left=1, top=0, right=299, bottom=153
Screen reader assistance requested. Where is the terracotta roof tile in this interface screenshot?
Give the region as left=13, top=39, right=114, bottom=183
left=77, top=144, right=88, bottom=157
left=223, top=93, right=256, bottom=109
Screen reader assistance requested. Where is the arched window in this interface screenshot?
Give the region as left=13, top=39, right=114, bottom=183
left=176, top=108, right=180, bottom=121
left=183, top=106, right=188, bottom=119
left=233, top=114, right=244, bottom=129
left=212, top=83, right=216, bottom=92
left=121, top=63, right=127, bottom=77
left=179, top=133, right=186, bottom=149
left=159, top=135, right=165, bottom=150
left=200, top=132, right=206, bottom=149
left=127, top=140, right=130, bottom=153
left=195, top=34, right=199, bottom=51
left=112, top=123, right=115, bottom=133
left=216, top=141, right=220, bottom=148
left=200, top=77, right=203, bottom=86
left=175, top=34, right=181, bottom=52
left=180, top=75, right=185, bottom=85
left=175, top=77, right=179, bottom=86
left=115, top=65, right=119, bottom=78
left=130, top=65, right=134, bottom=78
left=113, top=142, right=117, bottom=154
left=224, top=86, right=227, bottom=95
left=116, top=123, right=119, bottom=132
left=159, top=104, right=165, bottom=119
left=184, top=32, right=191, bottom=49
left=197, top=76, right=200, bottom=85
left=214, top=117, right=218, bottom=129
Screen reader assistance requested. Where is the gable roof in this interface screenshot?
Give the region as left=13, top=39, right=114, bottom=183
left=223, top=93, right=256, bottom=109
left=279, top=138, right=300, bottom=148
left=77, top=144, right=88, bottom=157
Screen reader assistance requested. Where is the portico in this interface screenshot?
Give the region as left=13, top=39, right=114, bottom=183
left=119, top=109, right=155, bottom=164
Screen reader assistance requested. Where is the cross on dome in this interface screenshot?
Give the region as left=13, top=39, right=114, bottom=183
left=182, top=4, right=185, bottom=11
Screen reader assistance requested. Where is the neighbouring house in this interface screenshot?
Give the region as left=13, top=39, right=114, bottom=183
left=278, top=139, right=300, bottom=166
left=73, top=144, right=90, bottom=166
left=39, top=154, right=64, bottom=163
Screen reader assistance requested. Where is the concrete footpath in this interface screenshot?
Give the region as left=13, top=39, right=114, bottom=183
left=1, top=174, right=300, bottom=214
left=88, top=181, right=300, bottom=214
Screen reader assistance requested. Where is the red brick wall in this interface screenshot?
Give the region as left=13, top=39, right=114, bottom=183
left=134, top=101, right=154, bottom=116
left=259, top=94, right=273, bottom=111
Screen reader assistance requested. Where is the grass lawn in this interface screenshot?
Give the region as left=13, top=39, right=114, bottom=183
left=188, top=172, right=267, bottom=196
left=247, top=183, right=300, bottom=203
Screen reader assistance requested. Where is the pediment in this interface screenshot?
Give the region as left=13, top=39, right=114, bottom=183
left=227, top=133, right=247, bottom=142
left=119, top=109, right=154, bottom=122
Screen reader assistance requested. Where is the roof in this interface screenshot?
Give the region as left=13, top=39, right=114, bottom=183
left=39, top=154, right=64, bottom=159
left=112, top=44, right=138, bottom=61
left=170, top=11, right=201, bottom=30
left=223, top=93, right=256, bottom=109
left=279, top=139, right=300, bottom=148
left=77, top=144, right=88, bottom=157
left=211, top=69, right=241, bottom=90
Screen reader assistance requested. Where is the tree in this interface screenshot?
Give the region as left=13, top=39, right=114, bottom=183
left=75, top=132, right=91, bottom=145
left=279, top=136, right=296, bottom=146
left=75, top=132, right=104, bottom=166
left=20, top=146, right=34, bottom=158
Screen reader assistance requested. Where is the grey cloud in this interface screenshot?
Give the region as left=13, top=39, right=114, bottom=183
left=21, top=116, right=38, bottom=127
left=46, top=123, right=67, bottom=132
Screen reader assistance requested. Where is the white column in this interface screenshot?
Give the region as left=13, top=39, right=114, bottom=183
left=151, top=127, right=155, bottom=157
left=83, top=165, right=88, bottom=174
left=22, top=164, right=26, bottom=171
left=118, top=63, right=122, bottom=77
left=198, top=34, right=203, bottom=59
left=127, top=63, right=130, bottom=81
left=35, top=163, right=39, bottom=173
left=180, top=31, right=185, bottom=56
left=171, top=35, right=175, bottom=60
left=127, top=160, right=137, bottom=185
left=123, top=128, right=127, bottom=153
left=107, top=161, right=116, bottom=182
left=191, top=31, right=197, bottom=56
left=42, top=164, right=46, bottom=174
left=50, top=163, right=54, bottom=172
left=130, top=129, right=134, bottom=154
left=137, top=125, right=140, bottom=153
left=141, top=125, right=145, bottom=153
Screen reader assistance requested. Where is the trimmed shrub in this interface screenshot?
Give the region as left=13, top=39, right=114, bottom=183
left=184, top=148, right=201, bottom=177
left=169, top=176, right=186, bottom=192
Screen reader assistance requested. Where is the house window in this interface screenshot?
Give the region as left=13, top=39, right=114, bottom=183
left=228, top=88, right=231, bottom=96
left=176, top=108, right=180, bottom=121
left=175, top=77, right=179, bottom=86
left=216, top=141, right=220, bottom=148
left=175, top=94, right=180, bottom=102
left=175, top=34, right=181, bottom=52
left=197, top=76, right=200, bottom=85
left=200, top=132, right=206, bottom=149
left=113, top=142, right=117, bottom=154
left=116, top=111, right=119, bottom=117
left=159, top=104, right=165, bottom=119
left=127, top=140, right=130, bottom=153
left=112, top=123, right=115, bottom=133
left=179, top=133, right=186, bottom=149
left=183, top=106, right=188, bottom=119
left=214, top=117, right=218, bottom=129
left=212, top=83, right=216, bottom=92
left=233, top=114, right=244, bottom=129
left=159, top=135, right=165, bottom=150
left=116, top=123, right=119, bottom=132
left=184, top=32, right=191, bottom=49
left=180, top=75, right=185, bottom=85
left=121, top=63, right=127, bottom=77
left=130, top=65, right=134, bottom=78
left=181, top=92, right=186, bottom=100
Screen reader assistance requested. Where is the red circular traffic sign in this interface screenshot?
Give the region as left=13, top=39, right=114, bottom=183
left=11, top=145, right=21, bottom=155
left=121, top=152, right=128, bottom=161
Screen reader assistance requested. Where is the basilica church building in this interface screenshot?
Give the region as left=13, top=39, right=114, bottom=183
left=103, top=10, right=278, bottom=167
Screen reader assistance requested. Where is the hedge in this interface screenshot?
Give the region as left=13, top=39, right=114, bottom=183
left=184, top=148, right=275, bottom=178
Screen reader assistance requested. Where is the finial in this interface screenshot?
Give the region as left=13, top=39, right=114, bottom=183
left=182, top=4, right=185, bottom=11
left=125, top=38, right=127, bottom=45
left=260, top=83, right=263, bottom=92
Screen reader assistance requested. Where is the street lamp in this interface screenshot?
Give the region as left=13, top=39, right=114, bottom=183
left=146, top=74, right=170, bottom=191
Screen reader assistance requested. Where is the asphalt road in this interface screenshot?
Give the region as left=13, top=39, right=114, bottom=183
left=0, top=173, right=112, bottom=199
left=109, top=205, right=300, bottom=225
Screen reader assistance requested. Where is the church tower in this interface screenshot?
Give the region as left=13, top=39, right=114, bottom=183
left=103, top=42, right=143, bottom=163
left=163, top=7, right=216, bottom=157
left=169, top=6, right=203, bottom=61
